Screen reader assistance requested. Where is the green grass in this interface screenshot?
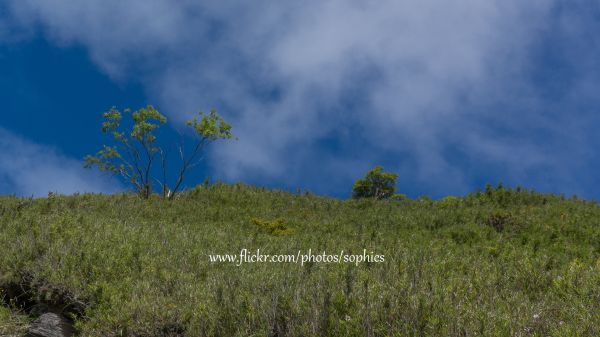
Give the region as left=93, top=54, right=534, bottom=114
left=0, top=305, right=29, bottom=336
left=0, top=183, right=599, bottom=336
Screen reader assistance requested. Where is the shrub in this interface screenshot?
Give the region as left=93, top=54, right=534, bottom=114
left=391, top=193, right=407, bottom=201
left=486, top=210, right=515, bottom=232
left=251, top=218, right=294, bottom=236
left=437, top=196, right=461, bottom=209
left=352, top=166, right=398, bottom=200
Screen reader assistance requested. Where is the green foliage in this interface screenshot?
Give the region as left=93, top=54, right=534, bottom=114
left=167, top=109, right=236, bottom=199
left=185, top=109, right=235, bottom=141
left=252, top=218, right=294, bottom=236
left=85, top=106, right=235, bottom=199
left=0, top=298, right=30, bottom=335
left=0, top=185, right=599, bottom=336
left=391, top=193, right=407, bottom=201
left=467, top=182, right=555, bottom=207
left=437, top=195, right=461, bottom=209
left=352, top=166, right=399, bottom=200
left=85, top=106, right=167, bottom=198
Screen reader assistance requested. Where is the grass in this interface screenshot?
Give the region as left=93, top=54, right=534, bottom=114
left=0, top=305, right=29, bottom=336
left=0, top=183, right=599, bottom=336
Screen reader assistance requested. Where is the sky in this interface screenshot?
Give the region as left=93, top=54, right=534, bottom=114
left=1, top=1, right=600, bottom=199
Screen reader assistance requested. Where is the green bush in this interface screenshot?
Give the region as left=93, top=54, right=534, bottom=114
left=0, top=306, right=29, bottom=336
left=391, top=193, right=407, bottom=201
left=437, top=196, right=461, bottom=209
left=251, top=218, right=294, bottom=236
left=352, top=166, right=398, bottom=200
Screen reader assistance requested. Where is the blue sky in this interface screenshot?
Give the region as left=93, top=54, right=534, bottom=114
left=1, top=1, right=600, bottom=199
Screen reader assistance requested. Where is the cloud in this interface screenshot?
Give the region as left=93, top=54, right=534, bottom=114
left=0, top=128, right=121, bottom=197
left=4, top=0, right=600, bottom=197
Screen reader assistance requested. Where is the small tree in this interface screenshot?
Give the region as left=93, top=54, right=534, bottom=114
left=352, top=166, right=398, bottom=200
left=84, top=105, right=234, bottom=199
left=84, top=106, right=166, bottom=199
left=167, top=109, right=234, bottom=199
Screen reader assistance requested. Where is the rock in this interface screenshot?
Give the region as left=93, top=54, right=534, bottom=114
left=26, top=312, right=74, bottom=337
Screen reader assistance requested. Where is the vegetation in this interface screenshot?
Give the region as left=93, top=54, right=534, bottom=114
left=84, top=106, right=234, bottom=199
left=251, top=218, right=295, bottom=237
left=352, top=166, right=399, bottom=200
left=0, top=184, right=599, bottom=336
left=0, top=305, right=29, bottom=336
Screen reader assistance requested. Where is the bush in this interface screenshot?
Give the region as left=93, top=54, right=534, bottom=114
left=437, top=196, right=461, bottom=209
left=352, top=166, right=399, bottom=200
left=391, top=193, right=407, bottom=201
left=486, top=210, right=516, bottom=232
left=251, top=218, right=294, bottom=236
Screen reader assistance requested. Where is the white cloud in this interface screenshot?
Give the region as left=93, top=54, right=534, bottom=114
left=0, top=128, right=121, bottom=197
left=4, top=0, right=599, bottom=197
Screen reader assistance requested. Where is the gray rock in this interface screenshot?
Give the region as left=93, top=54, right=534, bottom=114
left=26, top=312, right=74, bottom=337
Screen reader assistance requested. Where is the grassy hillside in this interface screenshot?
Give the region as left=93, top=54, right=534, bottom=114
left=0, top=183, right=599, bottom=336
